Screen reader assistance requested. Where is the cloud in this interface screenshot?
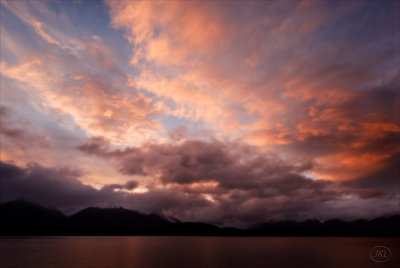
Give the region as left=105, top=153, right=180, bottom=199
left=77, top=137, right=399, bottom=225
left=76, top=136, right=396, bottom=200
left=79, top=138, right=312, bottom=187
left=1, top=0, right=399, bottom=226
left=107, top=1, right=399, bottom=176
left=0, top=54, right=159, bottom=145
left=101, top=180, right=138, bottom=191
left=0, top=161, right=97, bottom=210
left=108, top=1, right=227, bottom=65
left=1, top=1, right=62, bottom=48
left=0, top=160, right=211, bottom=221
left=2, top=159, right=398, bottom=227
left=342, top=153, right=400, bottom=194
left=1, top=0, right=161, bottom=148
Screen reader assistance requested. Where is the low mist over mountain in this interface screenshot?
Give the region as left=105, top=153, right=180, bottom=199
left=1, top=200, right=399, bottom=236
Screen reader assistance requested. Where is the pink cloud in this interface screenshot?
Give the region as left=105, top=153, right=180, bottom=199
left=1, top=0, right=399, bottom=225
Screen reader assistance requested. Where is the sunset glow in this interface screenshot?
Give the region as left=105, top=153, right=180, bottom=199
left=1, top=0, right=399, bottom=227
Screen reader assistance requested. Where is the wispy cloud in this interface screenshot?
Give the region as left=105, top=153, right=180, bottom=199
left=0, top=0, right=399, bottom=224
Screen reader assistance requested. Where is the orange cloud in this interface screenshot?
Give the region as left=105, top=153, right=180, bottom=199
left=2, top=0, right=398, bottom=192
left=106, top=1, right=400, bottom=187
left=314, top=152, right=392, bottom=181
left=109, top=1, right=227, bottom=65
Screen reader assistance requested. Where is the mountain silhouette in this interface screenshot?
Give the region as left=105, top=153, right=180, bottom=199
left=1, top=200, right=399, bottom=236
left=68, top=206, right=170, bottom=235
left=0, top=200, right=67, bottom=235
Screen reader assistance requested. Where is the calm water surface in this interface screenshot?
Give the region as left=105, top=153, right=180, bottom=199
left=1, top=236, right=399, bottom=268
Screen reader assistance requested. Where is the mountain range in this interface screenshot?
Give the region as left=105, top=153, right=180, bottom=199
left=1, top=200, right=399, bottom=236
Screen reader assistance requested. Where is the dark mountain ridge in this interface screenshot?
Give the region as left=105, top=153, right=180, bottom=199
left=1, top=200, right=399, bottom=236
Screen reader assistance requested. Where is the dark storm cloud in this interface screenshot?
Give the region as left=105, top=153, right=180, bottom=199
left=1, top=158, right=398, bottom=227
left=77, top=137, right=395, bottom=199
left=0, top=160, right=208, bottom=217
left=78, top=138, right=315, bottom=189
left=75, top=138, right=400, bottom=225
left=0, top=161, right=101, bottom=209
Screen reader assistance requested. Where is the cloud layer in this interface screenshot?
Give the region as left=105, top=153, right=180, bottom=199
left=1, top=0, right=399, bottom=226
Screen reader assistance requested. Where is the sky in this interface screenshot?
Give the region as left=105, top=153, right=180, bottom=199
left=0, top=0, right=399, bottom=227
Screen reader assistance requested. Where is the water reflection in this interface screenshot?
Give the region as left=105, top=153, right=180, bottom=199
left=1, top=237, right=399, bottom=268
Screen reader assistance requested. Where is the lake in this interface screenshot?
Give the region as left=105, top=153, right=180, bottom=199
left=0, top=237, right=399, bottom=268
